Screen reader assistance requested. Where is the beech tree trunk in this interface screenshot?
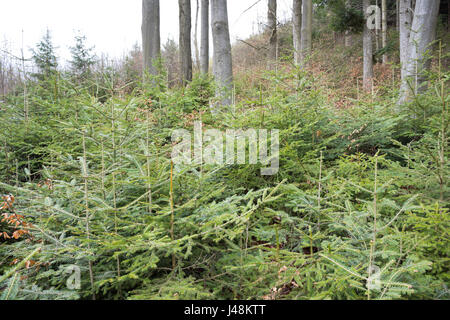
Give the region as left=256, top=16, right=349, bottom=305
left=363, top=0, right=373, bottom=91
left=375, top=0, right=380, bottom=54
left=179, top=0, right=193, bottom=86
left=142, top=0, right=160, bottom=79
left=211, top=0, right=233, bottom=107
left=344, top=0, right=352, bottom=47
left=194, top=0, right=200, bottom=71
left=381, top=0, right=387, bottom=64
left=399, top=0, right=412, bottom=82
left=300, top=0, right=312, bottom=64
left=398, top=0, right=441, bottom=104
left=200, top=0, right=210, bottom=74
left=268, top=0, right=277, bottom=60
left=293, top=0, right=302, bottom=65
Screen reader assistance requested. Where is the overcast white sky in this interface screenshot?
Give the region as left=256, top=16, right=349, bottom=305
left=0, top=0, right=292, bottom=64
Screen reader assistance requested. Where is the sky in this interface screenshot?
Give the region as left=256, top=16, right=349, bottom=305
left=0, top=0, right=292, bottom=65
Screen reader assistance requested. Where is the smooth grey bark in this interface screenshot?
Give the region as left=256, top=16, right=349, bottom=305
left=292, top=0, right=302, bottom=65
left=194, top=0, right=200, bottom=71
left=300, top=0, right=312, bottom=64
left=268, top=0, right=277, bottom=60
left=398, top=0, right=441, bottom=104
left=142, top=0, right=160, bottom=79
left=200, top=0, right=210, bottom=74
left=399, top=0, right=412, bottom=82
left=375, top=0, right=380, bottom=53
left=179, top=0, right=193, bottom=85
left=363, top=0, right=373, bottom=91
left=381, top=0, right=387, bottom=64
left=211, top=0, right=233, bottom=107
left=344, top=0, right=352, bottom=47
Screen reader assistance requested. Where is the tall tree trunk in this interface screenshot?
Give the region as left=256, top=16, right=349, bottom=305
left=375, top=0, right=380, bottom=55
left=381, top=0, right=388, bottom=64
left=399, top=0, right=412, bottom=82
left=300, top=0, right=312, bottom=64
left=179, top=0, right=193, bottom=86
left=268, top=0, right=277, bottom=60
left=363, top=0, right=374, bottom=91
left=200, top=0, right=210, bottom=74
left=344, top=0, right=352, bottom=47
left=211, top=0, right=233, bottom=107
left=398, top=0, right=441, bottom=104
left=194, top=0, right=201, bottom=72
left=293, top=0, right=302, bottom=65
left=142, top=0, right=160, bottom=79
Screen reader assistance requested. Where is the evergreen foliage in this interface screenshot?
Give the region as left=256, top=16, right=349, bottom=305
left=69, top=34, right=96, bottom=81
left=30, top=30, right=58, bottom=80
left=329, top=0, right=365, bottom=34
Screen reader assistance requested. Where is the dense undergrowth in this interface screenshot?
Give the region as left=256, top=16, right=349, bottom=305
left=0, top=33, right=448, bottom=300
